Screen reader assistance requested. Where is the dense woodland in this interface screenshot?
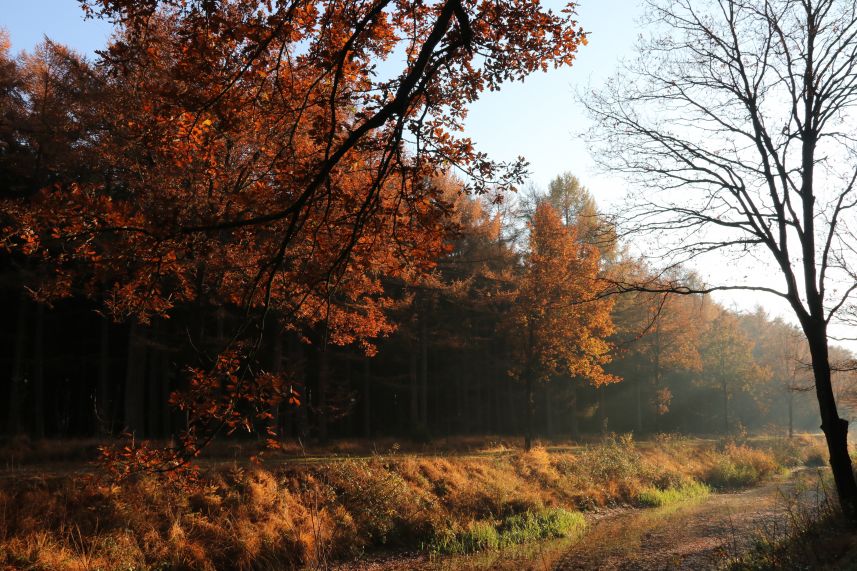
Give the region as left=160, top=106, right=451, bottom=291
left=1, top=30, right=853, bottom=447
left=1, top=0, right=857, bottom=464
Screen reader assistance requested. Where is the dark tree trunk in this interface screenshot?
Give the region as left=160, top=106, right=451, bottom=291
left=722, top=381, right=729, bottom=434
left=8, top=294, right=29, bottom=435
left=570, top=382, right=579, bottom=439
left=146, top=325, right=164, bottom=438
left=98, top=313, right=112, bottom=434
left=544, top=382, right=554, bottom=438
left=524, top=372, right=533, bottom=451
left=419, top=312, right=429, bottom=434
left=598, top=385, right=607, bottom=433
left=805, top=323, right=857, bottom=518
left=524, top=323, right=534, bottom=451
left=317, top=345, right=329, bottom=443
left=268, top=321, right=283, bottom=438
left=362, top=356, right=372, bottom=438
left=124, top=321, right=147, bottom=436
left=409, top=344, right=420, bottom=437
left=32, top=302, right=45, bottom=439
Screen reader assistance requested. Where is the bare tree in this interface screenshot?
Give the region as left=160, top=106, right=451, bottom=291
left=585, top=0, right=857, bottom=516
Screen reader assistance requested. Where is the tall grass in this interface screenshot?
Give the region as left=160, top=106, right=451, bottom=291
left=0, top=434, right=825, bottom=570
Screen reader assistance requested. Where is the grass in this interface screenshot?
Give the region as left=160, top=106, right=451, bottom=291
left=0, top=433, right=829, bottom=570
left=723, top=469, right=856, bottom=570
left=637, top=480, right=711, bottom=507
left=427, top=508, right=586, bottom=556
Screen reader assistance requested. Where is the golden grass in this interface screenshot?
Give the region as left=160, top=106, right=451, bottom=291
left=0, top=434, right=829, bottom=570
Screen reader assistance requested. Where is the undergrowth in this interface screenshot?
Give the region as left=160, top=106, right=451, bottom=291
left=0, top=433, right=827, bottom=570
left=724, top=469, right=856, bottom=570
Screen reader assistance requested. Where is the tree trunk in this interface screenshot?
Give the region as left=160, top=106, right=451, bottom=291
left=8, top=294, right=29, bottom=435
left=409, top=344, right=420, bottom=437
left=635, top=376, right=643, bottom=434
left=146, top=327, right=164, bottom=438
left=524, top=323, right=535, bottom=451
left=32, top=302, right=45, bottom=439
left=722, top=381, right=729, bottom=434
left=362, top=357, right=372, bottom=438
left=570, top=383, right=579, bottom=439
left=419, top=312, right=429, bottom=434
left=98, top=313, right=112, bottom=434
left=806, top=326, right=857, bottom=518
left=317, top=345, right=329, bottom=443
left=788, top=390, right=794, bottom=439
left=124, top=321, right=146, bottom=436
left=544, top=382, right=554, bottom=438
left=524, top=372, right=533, bottom=451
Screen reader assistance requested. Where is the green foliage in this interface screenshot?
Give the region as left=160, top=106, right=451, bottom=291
left=429, top=520, right=500, bottom=555
left=637, top=481, right=710, bottom=507
left=429, top=508, right=586, bottom=556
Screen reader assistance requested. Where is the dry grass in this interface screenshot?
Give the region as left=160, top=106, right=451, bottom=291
left=0, top=433, right=829, bottom=570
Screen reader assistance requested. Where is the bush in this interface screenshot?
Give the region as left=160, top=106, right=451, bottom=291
left=576, top=434, right=644, bottom=484
left=703, top=445, right=779, bottom=490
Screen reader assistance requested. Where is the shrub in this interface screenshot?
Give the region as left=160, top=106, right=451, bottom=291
left=703, top=445, right=779, bottom=490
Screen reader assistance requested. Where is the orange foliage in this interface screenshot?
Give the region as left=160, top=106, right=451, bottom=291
left=513, top=202, right=616, bottom=386
left=1, top=0, right=587, bottom=472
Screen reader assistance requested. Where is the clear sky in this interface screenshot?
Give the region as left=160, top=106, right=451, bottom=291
left=3, top=0, right=844, bottom=342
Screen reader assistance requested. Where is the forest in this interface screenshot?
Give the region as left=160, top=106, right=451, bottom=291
left=4, top=0, right=857, bottom=569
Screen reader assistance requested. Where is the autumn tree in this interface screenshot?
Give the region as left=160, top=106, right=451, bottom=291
left=512, top=202, right=615, bottom=450
left=586, top=0, right=857, bottom=515
left=546, top=172, right=616, bottom=259
left=738, top=310, right=814, bottom=437
left=2, top=0, right=587, bottom=467
left=698, top=312, right=769, bottom=433
left=609, top=264, right=706, bottom=433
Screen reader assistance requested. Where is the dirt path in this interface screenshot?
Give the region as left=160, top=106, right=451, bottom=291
left=553, top=475, right=808, bottom=571
left=338, top=471, right=818, bottom=571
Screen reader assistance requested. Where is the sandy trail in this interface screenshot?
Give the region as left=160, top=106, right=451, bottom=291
left=337, top=470, right=823, bottom=571
left=552, top=480, right=793, bottom=570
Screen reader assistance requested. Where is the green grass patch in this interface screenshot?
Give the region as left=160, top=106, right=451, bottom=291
left=428, top=508, right=586, bottom=556
left=637, top=480, right=711, bottom=507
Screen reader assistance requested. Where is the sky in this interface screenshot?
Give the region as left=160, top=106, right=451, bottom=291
left=2, top=0, right=849, bottom=344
